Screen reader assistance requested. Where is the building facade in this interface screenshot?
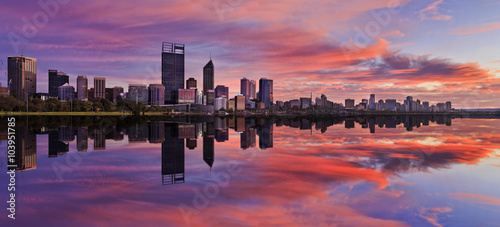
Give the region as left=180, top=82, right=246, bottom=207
left=58, top=83, right=75, bottom=101
left=215, top=85, right=228, bottom=98
left=203, top=59, right=214, bottom=96
left=162, top=42, right=185, bottom=104
left=94, top=77, right=106, bottom=99
left=48, top=70, right=69, bottom=98
left=8, top=56, right=37, bottom=98
left=186, top=78, right=197, bottom=89
left=76, top=75, right=88, bottom=100
left=258, top=78, right=273, bottom=108
left=149, top=84, right=165, bottom=106
left=127, top=84, right=148, bottom=103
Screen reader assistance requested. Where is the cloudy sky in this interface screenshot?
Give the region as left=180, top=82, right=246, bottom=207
left=1, top=0, right=499, bottom=108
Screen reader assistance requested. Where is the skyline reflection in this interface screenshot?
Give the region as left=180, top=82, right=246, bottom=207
left=0, top=115, right=499, bottom=226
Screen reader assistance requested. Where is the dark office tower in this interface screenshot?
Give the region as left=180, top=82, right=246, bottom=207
left=48, top=70, right=69, bottom=97
left=58, top=126, right=75, bottom=142
left=93, top=129, right=106, bottom=150
left=186, top=77, right=197, bottom=89
left=241, top=77, right=250, bottom=103
left=94, top=77, right=106, bottom=99
left=106, top=86, right=123, bottom=102
left=77, top=127, right=88, bottom=152
left=258, top=119, right=273, bottom=149
left=203, top=135, right=214, bottom=169
left=148, top=121, right=165, bottom=144
left=8, top=56, right=37, bottom=98
left=77, top=75, right=88, bottom=100
left=162, top=42, right=185, bottom=104
left=48, top=130, right=69, bottom=158
left=258, top=78, right=273, bottom=108
left=162, top=124, right=185, bottom=185
left=215, top=85, right=228, bottom=98
left=203, top=59, right=214, bottom=96
left=14, top=130, right=37, bottom=171
left=406, top=96, right=414, bottom=112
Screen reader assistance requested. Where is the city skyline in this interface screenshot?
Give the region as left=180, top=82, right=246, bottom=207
left=1, top=0, right=499, bottom=108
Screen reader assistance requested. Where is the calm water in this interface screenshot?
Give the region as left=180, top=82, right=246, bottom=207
left=1, top=116, right=500, bottom=227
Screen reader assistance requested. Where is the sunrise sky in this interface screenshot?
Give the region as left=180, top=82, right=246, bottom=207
left=1, top=0, right=499, bottom=108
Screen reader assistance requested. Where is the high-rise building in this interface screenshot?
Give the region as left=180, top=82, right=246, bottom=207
left=94, top=77, right=106, bottom=99
left=14, top=129, right=37, bottom=171
left=58, top=83, right=75, bottom=101
left=215, top=85, right=228, bottom=98
left=236, top=94, right=246, bottom=110
left=105, top=86, right=123, bottom=102
left=345, top=99, right=355, bottom=109
left=162, top=42, right=185, bottom=104
left=203, top=59, right=214, bottom=96
left=258, top=78, right=273, bottom=108
left=369, top=94, right=376, bottom=110
left=127, top=84, right=148, bottom=103
left=423, top=101, right=430, bottom=110
left=214, top=97, right=227, bottom=111
left=8, top=56, right=37, bottom=98
left=241, top=77, right=250, bottom=103
left=48, top=70, right=69, bottom=98
left=186, top=77, right=197, bottom=89
left=249, top=80, right=256, bottom=101
left=206, top=90, right=215, bottom=105
left=385, top=99, right=397, bottom=111
left=76, top=75, right=88, bottom=100
left=149, top=84, right=165, bottom=106
left=445, top=101, right=452, bottom=111
left=300, top=98, right=311, bottom=109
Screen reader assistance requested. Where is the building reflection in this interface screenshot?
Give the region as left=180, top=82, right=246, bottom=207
left=15, top=129, right=37, bottom=171
left=162, top=124, right=185, bottom=185
left=8, top=115, right=462, bottom=183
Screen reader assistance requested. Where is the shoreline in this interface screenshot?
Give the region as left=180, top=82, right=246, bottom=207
left=2, top=111, right=499, bottom=117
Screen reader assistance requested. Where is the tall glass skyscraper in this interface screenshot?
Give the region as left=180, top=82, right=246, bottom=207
left=8, top=56, right=37, bottom=98
left=259, top=78, right=273, bottom=108
left=203, top=59, right=214, bottom=96
left=162, top=42, right=185, bottom=104
left=76, top=75, right=88, bottom=100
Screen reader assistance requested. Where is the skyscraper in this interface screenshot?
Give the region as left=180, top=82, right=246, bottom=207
left=8, top=56, right=37, bottom=98
left=94, top=77, right=106, bottom=99
left=127, top=84, right=148, bottom=103
left=162, top=42, right=185, bottom=104
left=76, top=75, right=88, bottom=100
left=241, top=77, right=249, bottom=103
left=369, top=94, right=376, bottom=110
left=48, top=70, right=68, bottom=97
left=215, top=85, right=228, bottom=98
left=203, top=59, right=214, bottom=96
left=249, top=80, right=256, bottom=101
left=186, top=77, right=197, bottom=89
left=258, top=78, right=273, bottom=108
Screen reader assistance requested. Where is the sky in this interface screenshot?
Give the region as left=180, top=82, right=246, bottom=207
left=0, top=0, right=499, bottom=108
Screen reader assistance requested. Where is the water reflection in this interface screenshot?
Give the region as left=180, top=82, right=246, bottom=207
left=1, top=115, right=499, bottom=226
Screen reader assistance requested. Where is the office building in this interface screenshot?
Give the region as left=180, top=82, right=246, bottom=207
left=8, top=56, right=37, bottom=98
left=106, top=86, right=123, bottom=102
left=258, top=78, right=273, bottom=108
left=385, top=99, right=397, bottom=111
left=149, top=84, right=165, bottom=106
left=241, top=77, right=250, bottom=103
left=76, top=75, right=88, bottom=100
left=446, top=101, right=452, bottom=111
left=369, top=94, right=376, bottom=110
left=162, top=42, right=185, bottom=104
left=300, top=98, right=311, bottom=109
left=94, top=77, right=106, bottom=99
left=127, top=84, right=148, bottom=103
left=345, top=99, right=355, bottom=109
left=177, top=89, right=196, bottom=104
left=206, top=90, right=215, bottom=105
left=215, top=97, right=227, bottom=111
left=58, top=83, right=75, bottom=101
left=236, top=94, right=245, bottom=110
left=203, top=59, right=214, bottom=96
left=48, top=70, right=69, bottom=97
left=215, top=85, right=228, bottom=98
left=186, top=78, right=197, bottom=89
